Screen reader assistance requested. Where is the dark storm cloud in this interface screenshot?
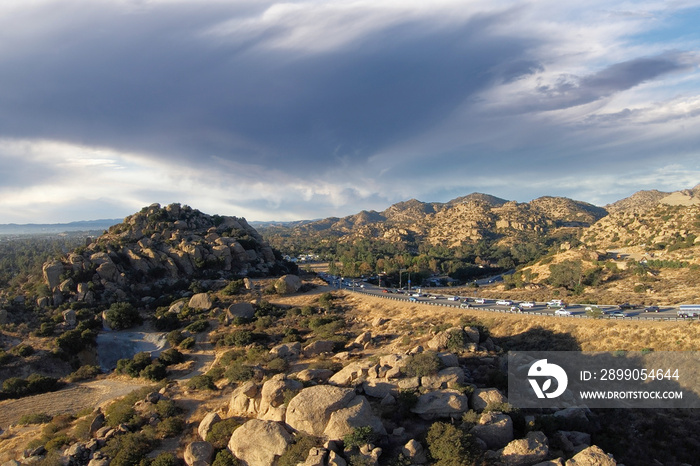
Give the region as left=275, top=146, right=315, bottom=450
left=0, top=2, right=541, bottom=176
left=530, top=53, right=693, bottom=111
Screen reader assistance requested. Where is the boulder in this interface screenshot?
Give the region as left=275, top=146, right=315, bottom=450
left=270, top=342, right=302, bottom=360
left=62, top=309, right=77, bottom=327
left=533, top=460, right=564, bottom=466
left=565, top=445, right=617, bottom=466
left=499, top=431, right=549, bottom=466
left=274, top=275, right=302, bottom=294
left=258, top=375, right=304, bottom=422
left=168, top=300, right=187, bottom=314
left=42, top=260, right=64, bottom=291
left=328, top=450, right=347, bottom=466
left=300, top=447, right=327, bottom=466
left=401, top=439, right=427, bottom=464
left=421, top=367, right=465, bottom=390
left=285, top=385, right=356, bottom=437
left=329, top=361, right=375, bottom=386
left=354, top=331, right=372, bottom=346
left=464, top=326, right=480, bottom=344
left=471, top=388, right=508, bottom=411
left=411, top=389, right=469, bottom=420
left=198, top=412, right=221, bottom=441
left=427, top=327, right=465, bottom=351
left=96, top=261, right=119, bottom=282
left=303, top=340, right=336, bottom=357
left=228, top=419, right=293, bottom=466
left=189, top=293, right=213, bottom=310
left=323, top=395, right=387, bottom=440
left=293, top=368, right=334, bottom=383
left=228, top=381, right=261, bottom=418
left=184, top=441, right=214, bottom=466
left=227, top=302, right=256, bottom=320
left=469, top=412, right=514, bottom=450
left=362, top=380, right=399, bottom=399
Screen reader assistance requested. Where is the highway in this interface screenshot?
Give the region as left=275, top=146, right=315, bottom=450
left=321, top=275, right=697, bottom=321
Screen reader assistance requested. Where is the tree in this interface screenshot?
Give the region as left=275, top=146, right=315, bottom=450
left=105, top=302, right=141, bottom=330
left=547, top=260, right=583, bottom=290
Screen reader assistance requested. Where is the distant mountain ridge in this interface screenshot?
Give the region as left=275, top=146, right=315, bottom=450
left=0, top=219, right=122, bottom=235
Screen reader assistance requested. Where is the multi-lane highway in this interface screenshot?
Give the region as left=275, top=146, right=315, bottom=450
left=321, top=274, right=697, bottom=321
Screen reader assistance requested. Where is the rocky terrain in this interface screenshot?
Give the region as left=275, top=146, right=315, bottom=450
left=38, top=203, right=294, bottom=308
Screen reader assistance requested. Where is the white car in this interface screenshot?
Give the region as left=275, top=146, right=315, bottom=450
left=474, top=298, right=487, bottom=304
left=520, top=301, right=535, bottom=308
left=555, top=308, right=572, bottom=316
left=496, top=299, right=513, bottom=306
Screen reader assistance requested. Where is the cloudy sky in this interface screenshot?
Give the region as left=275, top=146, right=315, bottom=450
left=1, top=0, right=700, bottom=223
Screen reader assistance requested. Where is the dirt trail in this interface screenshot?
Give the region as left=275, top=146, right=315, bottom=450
left=0, top=378, right=148, bottom=427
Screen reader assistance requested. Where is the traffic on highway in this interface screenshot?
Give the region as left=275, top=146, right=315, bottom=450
left=318, top=273, right=698, bottom=320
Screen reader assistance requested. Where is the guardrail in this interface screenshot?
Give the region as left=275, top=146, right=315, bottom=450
left=343, top=288, right=688, bottom=321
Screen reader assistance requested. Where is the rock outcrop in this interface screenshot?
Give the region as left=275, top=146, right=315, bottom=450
left=39, top=203, right=294, bottom=306
left=228, top=419, right=293, bottom=466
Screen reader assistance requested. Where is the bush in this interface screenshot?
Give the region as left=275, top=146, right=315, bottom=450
left=278, top=434, right=322, bottom=466
left=140, top=362, right=167, bottom=381
left=104, top=302, right=142, bottom=330
left=166, top=330, right=185, bottom=347
left=186, top=375, right=216, bottom=391
left=212, top=449, right=239, bottom=466
left=104, top=431, right=156, bottom=466
left=180, top=337, right=196, bottom=350
left=225, top=362, right=255, bottom=383
left=10, top=343, right=34, bottom=357
left=343, top=426, right=377, bottom=450
left=403, top=351, right=441, bottom=378
left=156, top=415, right=185, bottom=438
left=222, top=330, right=255, bottom=347
left=426, top=422, right=478, bottom=466
left=206, top=418, right=241, bottom=449
left=150, top=452, right=179, bottom=466
left=186, top=319, right=210, bottom=333
left=18, top=412, right=52, bottom=425
left=66, top=364, right=101, bottom=382
left=158, top=349, right=185, bottom=366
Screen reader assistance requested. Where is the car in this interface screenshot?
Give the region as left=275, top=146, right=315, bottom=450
left=408, top=297, right=418, bottom=302
left=617, top=302, right=638, bottom=310
left=547, top=300, right=566, bottom=308
left=460, top=302, right=471, bottom=309
left=644, top=306, right=660, bottom=313
left=382, top=289, right=389, bottom=293
left=510, top=305, right=522, bottom=312
left=496, top=299, right=513, bottom=306
left=555, top=308, right=572, bottom=316
left=609, top=311, right=626, bottom=318
left=520, top=301, right=535, bottom=308
left=447, top=296, right=459, bottom=301
left=474, top=298, right=487, bottom=304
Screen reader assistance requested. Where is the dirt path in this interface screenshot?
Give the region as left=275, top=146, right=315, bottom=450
left=0, top=378, right=148, bottom=427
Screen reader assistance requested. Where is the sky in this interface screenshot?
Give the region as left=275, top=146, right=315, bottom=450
left=1, top=0, right=700, bottom=224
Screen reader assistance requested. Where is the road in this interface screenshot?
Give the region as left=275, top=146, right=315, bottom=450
left=323, top=275, right=694, bottom=321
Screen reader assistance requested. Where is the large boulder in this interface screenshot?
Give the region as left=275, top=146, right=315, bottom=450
left=189, top=293, right=213, bottom=310
left=471, top=388, right=508, bottom=411
left=421, top=367, right=465, bottom=390
left=258, top=375, right=304, bottom=422
left=329, top=361, right=376, bottom=386
left=499, top=431, right=549, bottom=466
left=427, top=327, right=465, bottom=351
left=411, top=389, right=469, bottom=420
left=565, top=445, right=617, bottom=465
left=228, top=419, right=293, bottom=466
left=323, top=395, right=387, bottom=440
left=227, top=302, right=255, bottom=320
left=184, top=441, right=214, bottom=466
left=228, top=381, right=261, bottom=418
left=469, top=412, right=514, bottom=450
left=270, top=342, right=302, bottom=360
left=303, top=340, right=336, bottom=357
left=286, top=385, right=385, bottom=440
left=198, top=412, right=221, bottom=441
left=42, top=260, right=64, bottom=292
left=274, top=275, right=302, bottom=294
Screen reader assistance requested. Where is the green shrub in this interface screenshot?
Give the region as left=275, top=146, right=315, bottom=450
left=104, top=302, right=142, bottom=330
left=212, top=449, right=239, bottom=466
left=206, top=418, right=241, bottom=449
left=140, top=362, right=167, bottom=381
left=426, top=422, right=478, bottom=466
left=186, top=319, right=210, bottom=333
left=403, top=351, right=441, bottom=378
left=180, top=337, right=196, bottom=350
left=225, top=362, right=255, bottom=383
left=150, top=452, right=178, bottom=466
left=10, top=343, right=34, bottom=357
left=156, top=415, right=185, bottom=438
left=166, top=330, right=185, bottom=347
left=343, top=426, right=377, bottom=450
left=222, top=330, right=255, bottom=347
left=278, top=434, right=322, bottom=466
left=104, top=431, right=156, bottom=466
left=66, top=364, right=101, bottom=382
left=158, top=349, right=185, bottom=366
left=18, top=412, right=52, bottom=425
left=222, top=280, right=244, bottom=296
left=44, top=433, right=70, bottom=451
left=187, top=375, right=216, bottom=391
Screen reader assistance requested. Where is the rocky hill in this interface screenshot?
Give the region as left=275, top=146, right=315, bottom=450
left=261, top=193, right=608, bottom=252
left=39, top=203, right=294, bottom=307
